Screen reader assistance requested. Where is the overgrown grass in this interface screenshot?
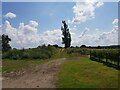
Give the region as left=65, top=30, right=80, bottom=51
left=2, top=46, right=58, bottom=60
left=2, top=48, right=87, bottom=73
left=57, top=58, right=118, bottom=88
left=2, top=59, right=49, bottom=73
left=52, top=48, right=87, bottom=59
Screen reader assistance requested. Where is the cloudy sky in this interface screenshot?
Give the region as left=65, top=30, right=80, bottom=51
left=1, top=1, right=118, bottom=48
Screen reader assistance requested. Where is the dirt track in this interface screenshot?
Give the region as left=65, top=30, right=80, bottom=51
left=2, top=57, right=83, bottom=88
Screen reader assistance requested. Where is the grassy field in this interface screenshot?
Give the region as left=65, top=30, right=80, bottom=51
left=2, top=59, right=50, bottom=73
left=2, top=52, right=83, bottom=73
left=2, top=48, right=119, bottom=88
left=57, top=58, right=118, bottom=88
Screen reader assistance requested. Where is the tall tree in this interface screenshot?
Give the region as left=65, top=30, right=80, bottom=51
left=61, top=21, right=71, bottom=48
left=0, top=35, right=2, bottom=51
left=2, top=34, right=11, bottom=52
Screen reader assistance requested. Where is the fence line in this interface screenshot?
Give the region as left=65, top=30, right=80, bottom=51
left=90, top=51, right=120, bottom=70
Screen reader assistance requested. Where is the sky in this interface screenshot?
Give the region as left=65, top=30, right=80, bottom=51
left=1, top=1, right=119, bottom=48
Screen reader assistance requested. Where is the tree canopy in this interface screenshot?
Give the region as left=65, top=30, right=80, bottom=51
left=2, top=34, right=11, bottom=52
left=61, top=21, right=71, bottom=48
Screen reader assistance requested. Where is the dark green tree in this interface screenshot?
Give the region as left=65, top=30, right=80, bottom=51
left=61, top=21, right=71, bottom=48
left=0, top=35, right=2, bottom=51
left=2, top=34, right=11, bottom=52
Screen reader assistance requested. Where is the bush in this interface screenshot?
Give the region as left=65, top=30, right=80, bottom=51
left=65, top=48, right=89, bottom=55
left=90, top=49, right=119, bottom=63
left=2, top=46, right=57, bottom=60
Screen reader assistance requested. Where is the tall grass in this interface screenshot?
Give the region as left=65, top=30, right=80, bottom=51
left=2, top=46, right=58, bottom=60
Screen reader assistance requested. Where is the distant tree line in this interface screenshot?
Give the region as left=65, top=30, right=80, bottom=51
left=70, top=45, right=120, bottom=49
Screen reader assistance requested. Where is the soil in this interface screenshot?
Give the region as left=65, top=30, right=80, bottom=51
left=2, top=57, right=84, bottom=88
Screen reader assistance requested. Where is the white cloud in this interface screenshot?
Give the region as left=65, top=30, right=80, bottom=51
left=1, top=19, right=118, bottom=48
left=69, top=25, right=77, bottom=31
left=2, top=20, right=40, bottom=48
left=68, top=0, right=104, bottom=24
left=4, top=12, right=16, bottom=19
left=79, top=27, right=90, bottom=38
left=74, top=25, right=76, bottom=28
left=71, top=25, right=118, bottom=46
left=2, top=20, right=62, bottom=48
left=96, top=2, right=104, bottom=7
left=19, top=22, right=38, bottom=35
left=0, top=25, right=2, bottom=36
left=112, top=19, right=118, bottom=24
left=29, top=20, right=38, bottom=27
left=98, top=25, right=118, bottom=45
left=40, top=29, right=62, bottom=45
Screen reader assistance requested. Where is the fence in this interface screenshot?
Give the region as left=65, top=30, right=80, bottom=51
left=90, top=50, right=120, bottom=69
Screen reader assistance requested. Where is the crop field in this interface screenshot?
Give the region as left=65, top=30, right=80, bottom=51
left=2, top=47, right=120, bottom=88
left=90, top=49, right=120, bottom=69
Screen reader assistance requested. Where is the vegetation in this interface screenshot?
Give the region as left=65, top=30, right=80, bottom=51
left=2, top=34, right=11, bottom=52
left=1, top=19, right=119, bottom=88
left=2, top=48, right=84, bottom=73
left=61, top=21, right=71, bottom=48
left=90, top=49, right=120, bottom=69
left=65, top=47, right=90, bottom=55
left=2, top=34, right=119, bottom=89
left=57, top=58, right=118, bottom=88
left=2, top=46, right=58, bottom=60
left=0, top=35, right=1, bottom=57
left=2, top=59, right=49, bottom=73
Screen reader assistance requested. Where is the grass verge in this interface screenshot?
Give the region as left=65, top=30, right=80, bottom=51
left=57, top=58, right=118, bottom=88
left=2, top=59, right=49, bottom=73
left=2, top=53, right=84, bottom=73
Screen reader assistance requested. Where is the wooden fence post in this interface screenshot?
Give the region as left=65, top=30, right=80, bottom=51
left=106, top=53, right=108, bottom=64
left=117, top=52, right=120, bottom=69
left=94, top=52, right=96, bottom=61
left=90, top=50, right=91, bottom=59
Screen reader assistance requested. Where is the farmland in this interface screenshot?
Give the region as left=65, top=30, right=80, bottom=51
left=2, top=46, right=119, bottom=88
left=1, top=1, right=119, bottom=89
left=57, top=58, right=118, bottom=88
left=90, top=49, right=120, bottom=69
left=2, top=47, right=119, bottom=72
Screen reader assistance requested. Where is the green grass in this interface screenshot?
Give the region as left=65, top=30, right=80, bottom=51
left=2, top=47, right=88, bottom=73
left=2, top=59, right=49, bottom=73
left=57, top=58, right=118, bottom=88
left=52, top=48, right=86, bottom=59
left=2, top=50, right=85, bottom=73
left=102, top=59, right=117, bottom=65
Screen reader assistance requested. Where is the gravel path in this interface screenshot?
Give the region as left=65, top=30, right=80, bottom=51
left=2, top=57, right=84, bottom=88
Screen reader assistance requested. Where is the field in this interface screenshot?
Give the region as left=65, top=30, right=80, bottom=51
left=1, top=1, right=119, bottom=89
left=57, top=58, right=118, bottom=88
left=2, top=47, right=120, bottom=88
left=2, top=59, right=49, bottom=73
left=90, top=49, right=120, bottom=69
left=2, top=47, right=84, bottom=73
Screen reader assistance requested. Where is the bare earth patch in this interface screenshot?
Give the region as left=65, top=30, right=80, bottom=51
left=2, top=57, right=83, bottom=88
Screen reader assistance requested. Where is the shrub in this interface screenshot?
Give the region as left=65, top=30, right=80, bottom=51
left=2, top=46, right=57, bottom=60
left=90, top=49, right=119, bottom=64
